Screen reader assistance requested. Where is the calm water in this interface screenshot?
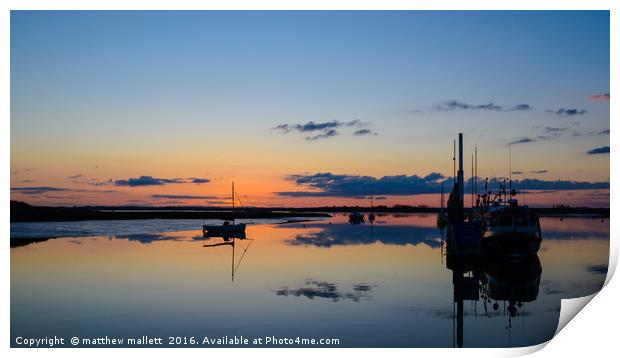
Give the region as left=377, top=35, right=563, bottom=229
left=11, top=214, right=608, bottom=347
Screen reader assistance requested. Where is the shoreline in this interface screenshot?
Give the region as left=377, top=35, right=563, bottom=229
left=10, top=201, right=609, bottom=223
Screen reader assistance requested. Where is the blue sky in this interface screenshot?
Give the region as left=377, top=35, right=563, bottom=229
left=10, top=11, right=610, bottom=206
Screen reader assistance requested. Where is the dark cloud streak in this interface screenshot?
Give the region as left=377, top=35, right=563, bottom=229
left=587, top=146, right=610, bottom=155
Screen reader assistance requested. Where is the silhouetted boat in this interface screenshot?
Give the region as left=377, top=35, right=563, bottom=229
left=202, top=181, right=246, bottom=236
left=480, top=198, right=541, bottom=256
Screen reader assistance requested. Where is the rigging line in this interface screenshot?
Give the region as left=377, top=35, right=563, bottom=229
left=234, top=188, right=253, bottom=220
left=234, top=239, right=255, bottom=274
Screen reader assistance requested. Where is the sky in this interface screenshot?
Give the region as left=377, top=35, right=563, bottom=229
left=10, top=11, right=610, bottom=207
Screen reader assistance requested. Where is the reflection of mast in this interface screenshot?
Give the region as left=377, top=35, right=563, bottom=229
left=204, top=237, right=254, bottom=282
left=368, top=196, right=376, bottom=223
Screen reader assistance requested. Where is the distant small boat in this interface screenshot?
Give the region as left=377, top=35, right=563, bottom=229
left=202, top=181, right=246, bottom=236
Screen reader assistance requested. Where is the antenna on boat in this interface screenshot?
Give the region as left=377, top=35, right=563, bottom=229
left=471, top=153, right=474, bottom=208
left=475, top=146, right=478, bottom=196
left=509, top=144, right=512, bottom=195
left=458, top=133, right=464, bottom=208
left=453, top=139, right=456, bottom=184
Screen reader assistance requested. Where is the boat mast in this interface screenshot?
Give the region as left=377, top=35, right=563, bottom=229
left=475, top=146, right=477, bottom=196
left=232, top=181, right=235, bottom=224
left=453, top=139, right=456, bottom=184
left=471, top=153, right=474, bottom=208
left=458, top=133, right=464, bottom=209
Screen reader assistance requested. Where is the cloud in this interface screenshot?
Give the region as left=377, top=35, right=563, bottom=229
left=598, top=129, right=610, bottom=135
left=345, top=119, right=365, bottom=127
left=296, top=121, right=341, bottom=132
left=113, top=176, right=211, bottom=186
left=278, top=172, right=446, bottom=197
left=353, top=128, right=374, bottom=136
left=10, top=186, right=71, bottom=195
left=509, top=104, right=532, bottom=111
left=507, top=137, right=535, bottom=145
left=272, top=120, right=374, bottom=141
left=435, top=100, right=531, bottom=112
left=530, top=170, right=548, bottom=174
left=588, top=93, right=610, bottom=101
left=277, top=171, right=608, bottom=197
left=485, top=177, right=608, bottom=191
left=436, top=100, right=501, bottom=111
left=273, top=120, right=361, bottom=134
left=70, top=176, right=113, bottom=187
left=151, top=194, right=220, bottom=200
left=406, top=108, right=424, bottom=113
left=114, top=176, right=185, bottom=187
left=552, top=108, right=588, bottom=116
left=115, top=233, right=183, bottom=245
left=587, top=146, right=610, bottom=155
left=306, top=129, right=338, bottom=141
left=543, top=126, right=568, bottom=134
left=511, top=171, right=523, bottom=175
left=586, top=264, right=608, bottom=275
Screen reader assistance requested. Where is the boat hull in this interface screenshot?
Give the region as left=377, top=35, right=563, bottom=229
left=202, top=223, right=246, bottom=235
left=481, top=231, right=541, bottom=256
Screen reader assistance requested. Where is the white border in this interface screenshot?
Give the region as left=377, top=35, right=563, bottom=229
left=2, top=1, right=616, bottom=357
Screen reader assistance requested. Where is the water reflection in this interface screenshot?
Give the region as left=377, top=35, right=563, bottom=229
left=202, top=234, right=254, bottom=282
left=10, top=214, right=608, bottom=348
left=448, top=255, right=542, bottom=347
left=275, top=280, right=375, bottom=302
left=115, top=233, right=183, bottom=244
left=286, top=222, right=441, bottom=248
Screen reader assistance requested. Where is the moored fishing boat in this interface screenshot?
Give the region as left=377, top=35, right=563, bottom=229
left=480, top=198, right=541, bottom=256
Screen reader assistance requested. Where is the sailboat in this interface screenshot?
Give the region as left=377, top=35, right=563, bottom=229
left=368, top=196, right=376, bottom=223
left=202, top=181, right=246, bottom=236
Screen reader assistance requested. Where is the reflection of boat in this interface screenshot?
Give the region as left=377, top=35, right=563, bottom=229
left=348, top=212, right=365, bottom=224
left=203, top=231, right=247, bottom=240
left=368, top=196, right=376, bottom=223
left=481, top=199, right=541, bottom=256
left=202, top=181, right=246, bottom=236
left=447, top=254, right=542, bottom=348
left=481, top=255, right=541, bottom=307
left=202, top=220, right=246, bottom=236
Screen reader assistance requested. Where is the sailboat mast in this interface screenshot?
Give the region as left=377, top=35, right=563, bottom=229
left=232, top=181, right=235, bottom=224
